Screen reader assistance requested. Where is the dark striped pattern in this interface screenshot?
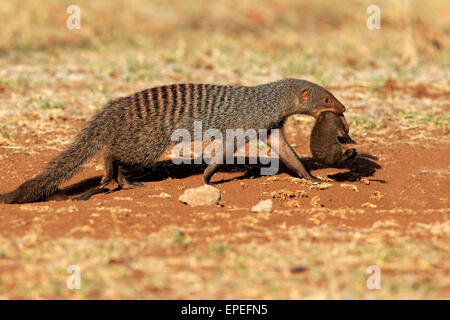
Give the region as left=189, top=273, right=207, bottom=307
left=188, top=84, right=195, bottom=119
left=142, top=89, right=151, bottom=119
left=134, top=92, right=142, bottom=120
left=124, top=84, right=236, bottom=128
left=179, top=84, right=187, bottom=118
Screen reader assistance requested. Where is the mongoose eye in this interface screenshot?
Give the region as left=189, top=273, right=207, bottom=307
left=324, top=97, right=331, bottom=104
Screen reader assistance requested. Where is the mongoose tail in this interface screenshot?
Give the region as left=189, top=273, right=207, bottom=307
left=0, top=110, right=111, bottom=204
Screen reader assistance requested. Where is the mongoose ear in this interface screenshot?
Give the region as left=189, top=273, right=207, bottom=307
left=300, top=90, right=309, bottom=102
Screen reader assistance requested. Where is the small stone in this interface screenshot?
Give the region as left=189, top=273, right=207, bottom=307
left=149, top=192, right=171, bottom=198
left=310, top=183, right=332, bottom=190
left=310, top=195, right=323, bottom=207
left=340, top=183, right=359, bottom=192
left=285, top=199, right=302, bottom=207
left=370, top=191, right=383, bottom=200
left=362, top=202, right=377, bottom=208
left=178, top=185, right=221, bottom=206
left=251, top=199, right=273, bottom=213
left=290, top=266, right=307, bottom=273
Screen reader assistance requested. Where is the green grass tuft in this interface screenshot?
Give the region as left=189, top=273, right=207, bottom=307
left=27, top=97, right=64, bottom=109
left=349, top=117, right=384, bottom=130
left=172, top=229, right=191, bottom=248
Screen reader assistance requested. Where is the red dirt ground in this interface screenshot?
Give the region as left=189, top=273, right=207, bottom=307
left=0, top=123, right=448, bottom=241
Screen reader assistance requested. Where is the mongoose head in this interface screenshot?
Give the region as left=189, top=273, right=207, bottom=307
left=291, top=80, right=349, bottom=132
left=294, top=81, right=346, bottom=117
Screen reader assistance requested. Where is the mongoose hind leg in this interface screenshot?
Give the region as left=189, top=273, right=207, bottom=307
left=203, top=141, right=229, bottom=185
left=73, top=150, right=117, bottom=201
left=203, top=138, right=243, bottom=185
left=273, top=130, right=322, bottom=183
left=203, top=163, right=220, bottom=185
left=72, top=173, right=115, bottom=201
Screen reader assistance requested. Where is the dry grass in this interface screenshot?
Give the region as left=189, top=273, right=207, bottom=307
left=0, top=0, right=449, bottom=299
left=1, top=0, right=449, bottom=84
left=0, top=218, right=448, bottom=299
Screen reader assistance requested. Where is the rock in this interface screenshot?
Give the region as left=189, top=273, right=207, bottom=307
left=178, top=185, right=221, bottom=206
left=251, top=199, right=273, bottom=213
left=310, top=195, right=323, bottom=208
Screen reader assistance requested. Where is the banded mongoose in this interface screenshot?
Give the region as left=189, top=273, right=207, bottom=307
left=310, top=111, right=357, bottom=167
left=0, top=78, right=348, bottom=204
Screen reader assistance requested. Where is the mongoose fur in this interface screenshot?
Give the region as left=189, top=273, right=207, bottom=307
left=0, top=78, right=348, bottom=204
left=310, top=111, right=357, bottom=167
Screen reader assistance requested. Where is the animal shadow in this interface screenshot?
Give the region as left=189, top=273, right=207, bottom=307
left=61, top=153, right=384, bottom=198
left=312, top=153, right=385, bottom=183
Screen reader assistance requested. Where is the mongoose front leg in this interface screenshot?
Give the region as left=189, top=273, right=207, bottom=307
left=271, top=129, right=322, bottom=183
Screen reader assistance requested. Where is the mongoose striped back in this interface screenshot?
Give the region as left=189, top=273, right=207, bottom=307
left=124, top=84, right=235, bottom=129
left=105, top=82, right=291, bottom=168
left=116, top=83, right=284, bottom=130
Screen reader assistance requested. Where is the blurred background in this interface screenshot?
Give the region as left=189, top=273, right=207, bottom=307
left=1, top=0, right=448, bottom=88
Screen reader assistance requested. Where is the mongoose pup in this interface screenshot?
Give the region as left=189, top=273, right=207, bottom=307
left=310, top=111, right=357, bottom=167
left=0, top=79, right=348, bottom=204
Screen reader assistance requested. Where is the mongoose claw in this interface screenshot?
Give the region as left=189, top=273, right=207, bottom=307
left=119, top=181, right=144, bottom=189
left=308, top=176, right=323, bottom=184
left=72, top=195, right=89, bottom=201
left=203, top=180, right=217, bottom=186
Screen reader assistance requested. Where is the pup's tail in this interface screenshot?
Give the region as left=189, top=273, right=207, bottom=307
left=357, top=152, right=379, bottom=160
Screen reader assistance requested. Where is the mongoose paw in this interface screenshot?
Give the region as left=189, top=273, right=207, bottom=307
left=119, top=181, right=144, bottom=190
left=309, top=176, right=323, bottom=184
left=203, top=176, right=217, bottom=186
